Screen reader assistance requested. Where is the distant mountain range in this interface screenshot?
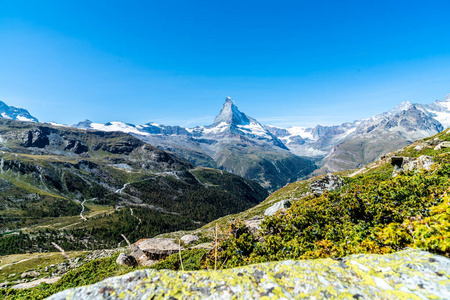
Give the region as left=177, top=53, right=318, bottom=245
left=2, top=93, right=450, bottom=190
left=74, top=97, right=315, bottom=192
left=0, top=101, right=38, bottom=122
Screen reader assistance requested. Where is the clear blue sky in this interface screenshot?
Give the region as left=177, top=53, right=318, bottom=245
left=1, top=0, right=450, bottom=127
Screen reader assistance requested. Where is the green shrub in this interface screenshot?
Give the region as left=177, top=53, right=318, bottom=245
left=150, top=249, right=208, bottom=271
left=205, top=161, right=450, bottom=268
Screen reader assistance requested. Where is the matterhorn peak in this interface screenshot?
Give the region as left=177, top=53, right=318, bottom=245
left=390, top=100, right=414, bottom=114
left=213, top=97, right=251, bottom=126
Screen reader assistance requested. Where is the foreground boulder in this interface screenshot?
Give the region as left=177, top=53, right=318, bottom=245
left=49, top=249, right=450, bottom=299
left=131, top=238, right=184, bottom=266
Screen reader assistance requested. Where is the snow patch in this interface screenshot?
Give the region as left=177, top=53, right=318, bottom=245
left=286, top=127, right=315, bottom=140
left=90, top=121, right=150, bottom=136
left=1, top=113, right=11, bottom=119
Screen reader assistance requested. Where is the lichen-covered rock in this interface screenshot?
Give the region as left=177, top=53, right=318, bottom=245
left=180, top=234, right=199, bottom=245
left=309, top=174, right=344, bottom=196
left=48, top=249, right=450, bottom=300
left=264, top=200, right=291, bottom=216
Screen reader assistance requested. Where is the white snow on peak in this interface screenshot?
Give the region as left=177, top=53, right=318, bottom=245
left=199, top=122, right=229, bottom=134
left=17, top=116, right=36, bottom=122
left=237, top=122, right=270, bottom=137
left=1, top=113, right=11, bottom=119
left=391, top=101, right=413, bottom=114
left=49, top=122, right=68, bottom=127
left=286, top=127, right=315, bottom=140
left=90, top=121, right=150, bottom=136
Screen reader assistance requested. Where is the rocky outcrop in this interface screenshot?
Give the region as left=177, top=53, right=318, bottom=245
left=180, top=234, right=199, bottom=245
left=391, top=155, right=434, bottom=176
left=309, top=174, right=344, bottom=196
left=48, top=249, right=450, bottom=300
left=434, top=141, right=450, bottom=150
left=244, top=216, right=264, bottom=235
left=264, top=200, right=291, bottom=216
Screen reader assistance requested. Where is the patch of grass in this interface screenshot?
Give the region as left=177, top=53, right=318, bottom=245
left=0, top=252, right=136, bottom=299
left=0, top=251, right=85, bottom=284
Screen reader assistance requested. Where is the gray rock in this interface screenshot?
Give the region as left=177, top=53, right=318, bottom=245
left=116, top=253, right=138, bottom=267
left=20, top=270, right=40, bottom=279
left=434, top=141, right=450, bottom=150
left=48, top=249, right=450, bottom=300
left=391, top=155, right=434, bottom=177
left=309, top=174, right=344, bottom=196
left=414, top=143, right=428, bottom=151
left=134, top=238, right=184, bottom=261
left=180, top=234, right=199, bottom=245
left=244, top=216, right=264, bottom=235
left=404, top=155, right=434, bottom=172
left=264, top=200, right=291, bottom=216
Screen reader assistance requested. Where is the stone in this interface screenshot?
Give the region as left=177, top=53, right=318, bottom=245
left=180, top=234, right=199, bottom=245
left=403, top=155, right=434, bottom=172
left=48, top=249, right=450, bottom=300
left=134, top=238, right=184, bottom=261
left=116, top=253, right=138, bottom=267
left=414, top=143, right=427, bottom=151
left=434, top=141, right=450, bottom=150
left=391, top=155, right=434, bottom=177
left=20, top=270, right=40, bottom=279
left=244, top=216, right=264, bottom=235
left=309, top=174, right=344, bottom=196
left=428, top=138, right=443, bottom=146
left=264, top=200, right=291, bottom=216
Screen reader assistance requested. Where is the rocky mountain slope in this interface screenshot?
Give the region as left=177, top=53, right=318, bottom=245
left=74, top=98, right=316, bottom=192
left=0, top=118, right=268, bottom=254
left=267, top=95, right=450, bottom=172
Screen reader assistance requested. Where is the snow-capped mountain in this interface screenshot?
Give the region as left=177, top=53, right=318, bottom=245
left=74, top=98, right=316, bottom=191
left=267, top=95, right=449, bottom=172
left=72, top=92, right=450, bottom=182
left=0, top=101, right=38, bottom=122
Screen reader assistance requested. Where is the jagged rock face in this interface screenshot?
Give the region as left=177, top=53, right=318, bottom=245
left=213, top=97, right=251, bottom=125
left=48, top=249, right=450, bottom=300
